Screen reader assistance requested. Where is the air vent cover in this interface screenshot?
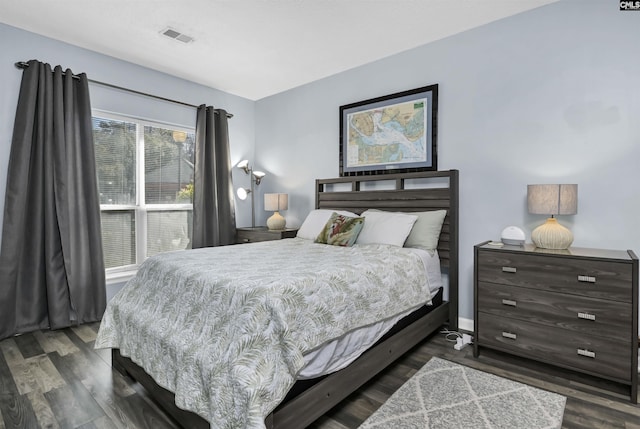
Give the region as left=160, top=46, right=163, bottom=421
left=161, top=27, right=194, bottom=44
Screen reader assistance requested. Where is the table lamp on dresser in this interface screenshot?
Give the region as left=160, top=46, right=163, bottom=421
left=527, top=184, right=578, bottom=250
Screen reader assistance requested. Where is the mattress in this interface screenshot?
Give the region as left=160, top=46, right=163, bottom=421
left=299, top=248, right=443, bottom=378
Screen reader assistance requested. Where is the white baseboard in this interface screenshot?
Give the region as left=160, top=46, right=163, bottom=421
left=458, top=317, right=474, bottom=333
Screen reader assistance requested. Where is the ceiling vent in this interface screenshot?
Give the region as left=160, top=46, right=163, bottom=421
left=161, top=27, right=194, bottom=44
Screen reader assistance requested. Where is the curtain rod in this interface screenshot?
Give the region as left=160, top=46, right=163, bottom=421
left=14, top=61, right=233, bottom=118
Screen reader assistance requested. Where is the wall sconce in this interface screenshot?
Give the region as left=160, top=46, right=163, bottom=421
left=264, top=193, right=288, bottom=230
left=527, top=184, right=578, bottom=249
left=236, top=159, right=266, bottom=227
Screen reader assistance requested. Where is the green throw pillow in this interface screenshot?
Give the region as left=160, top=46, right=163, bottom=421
left=315, top=212, right=365, bottom=247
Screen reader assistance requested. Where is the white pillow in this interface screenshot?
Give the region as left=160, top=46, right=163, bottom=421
left=296, top=209, right=359, bottom=240
left=355, top=210, right=418, bottom=247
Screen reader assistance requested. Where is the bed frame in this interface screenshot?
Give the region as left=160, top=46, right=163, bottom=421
left=111, top=169, right=459, bottom=429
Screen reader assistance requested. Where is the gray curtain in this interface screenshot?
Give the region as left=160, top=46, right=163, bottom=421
left=192, top=105, right=236, bottom=248
left=0, top=60, right=106, bottom=341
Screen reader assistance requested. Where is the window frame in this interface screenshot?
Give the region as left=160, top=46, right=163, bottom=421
left=93, top=110, right=194, bottom=281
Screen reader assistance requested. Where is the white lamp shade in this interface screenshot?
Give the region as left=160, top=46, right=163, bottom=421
left=237, top=188, right=249, bottom=200
left=264, top=193, right=288, bottom=211
left=527, top=184, right=577, bottom=215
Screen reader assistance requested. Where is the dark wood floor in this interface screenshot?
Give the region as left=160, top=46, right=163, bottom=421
left=0, top=323, right=638, bottom=428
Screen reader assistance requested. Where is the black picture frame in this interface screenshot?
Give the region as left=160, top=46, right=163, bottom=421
left=339, top=84, right=438, bottom=177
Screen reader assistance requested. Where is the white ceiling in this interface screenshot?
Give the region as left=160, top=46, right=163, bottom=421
left=0, top=0, right=558, bottom=100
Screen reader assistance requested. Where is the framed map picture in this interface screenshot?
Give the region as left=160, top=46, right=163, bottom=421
left=339, top=84, right=438, bottom=176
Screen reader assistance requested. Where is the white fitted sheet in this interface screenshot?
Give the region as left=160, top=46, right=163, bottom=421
left=299, top=248, right=443, bottom=379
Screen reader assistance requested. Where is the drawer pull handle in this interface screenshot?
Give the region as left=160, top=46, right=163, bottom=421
left=577, top=348, right=596, bottom=359
left=501, top=299, right=517, bottom=307
left=577, top=312, right=596, bottom=321
left=501, top=332, right=517, bottom=340
left=577, top=275, right=596, bottom=283
left=502, top=266, right=517, bottom=273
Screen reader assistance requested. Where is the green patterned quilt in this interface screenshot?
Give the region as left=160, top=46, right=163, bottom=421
left=95, top=238, right=432, bottom=429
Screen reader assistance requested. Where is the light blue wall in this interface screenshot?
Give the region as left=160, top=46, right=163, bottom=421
left=0, top=22, right=256, bottom=242
left=255, top=0, right=640, bottom=322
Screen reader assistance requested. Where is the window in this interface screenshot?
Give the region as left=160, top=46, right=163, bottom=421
left=92, top=113, right=195, bottom=275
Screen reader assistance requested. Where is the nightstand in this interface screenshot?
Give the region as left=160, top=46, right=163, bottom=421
left=235, top=227, right=298, bottom=244
left=474, top=241, right=638, bottom=403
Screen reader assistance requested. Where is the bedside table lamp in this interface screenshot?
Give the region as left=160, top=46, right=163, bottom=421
left=264, top=193, right=288, bottom=230
left=236, top=159, right=266, bottom=227
left=527, top=184, right=578, bottom=250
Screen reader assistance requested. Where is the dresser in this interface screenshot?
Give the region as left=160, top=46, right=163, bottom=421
left=474, top=242, right=638, bottom=403
left=235, top=227, right=298, bottom=244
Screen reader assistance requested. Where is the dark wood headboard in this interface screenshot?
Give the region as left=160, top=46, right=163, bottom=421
left=315, top=170, right=459, bottom=327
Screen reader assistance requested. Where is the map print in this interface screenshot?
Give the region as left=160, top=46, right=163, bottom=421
left=347, top=98, right=427, bottom=168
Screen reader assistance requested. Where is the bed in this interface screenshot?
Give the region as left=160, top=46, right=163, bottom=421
left=97, top=169, right=459, bottom=429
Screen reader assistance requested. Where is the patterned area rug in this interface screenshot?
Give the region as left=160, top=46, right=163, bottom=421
left=359, top=357, right=566, bottom=429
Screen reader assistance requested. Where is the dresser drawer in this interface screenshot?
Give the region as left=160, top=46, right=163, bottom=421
left=477, top=282, right=632, bottom=342
left=477, top=251, right=632, bottom=302
left=477, top=313, right=631, bottom=381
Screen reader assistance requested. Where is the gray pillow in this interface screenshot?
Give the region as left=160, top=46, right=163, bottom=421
left=404, top=210, right=447, bottom=250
